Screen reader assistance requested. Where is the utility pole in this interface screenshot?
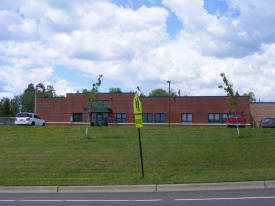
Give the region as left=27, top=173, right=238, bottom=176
left=34, top=88, right=37, bottom=114
left=167, top=80, right=171, bottom=127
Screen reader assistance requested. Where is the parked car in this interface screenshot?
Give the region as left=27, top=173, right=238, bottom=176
left=259, top=118, right=275, bottom=128
left=14, top=113, right=45, bottom=126
left=226, top=114, right=246, bottom=127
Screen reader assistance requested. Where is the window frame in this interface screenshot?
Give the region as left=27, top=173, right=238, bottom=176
left=222, top=113, right=228, bottom=123
left=208, top=113, right=220, bottom=123
left=154, top=113, right=166, bottom=123
left=181, top=113, right=193, bottom=123
left=142, top=113, right=153, bottom=123
left=72, top=113, right=83, bottom=122
left=116, top=113, right=127, bottom=123
left=92, top=100, right=109, bottom=108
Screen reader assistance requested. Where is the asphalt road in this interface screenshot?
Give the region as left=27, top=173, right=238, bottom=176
left=0, top=188, right=275, bottom=206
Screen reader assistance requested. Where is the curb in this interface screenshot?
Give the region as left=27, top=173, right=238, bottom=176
left=0, top=186, right=57, bottom=193
left=58, top=185, right=156, bottom=193
left=0, top=181, right=275, bottom=193
left=157, top=181, right=265, bottom=192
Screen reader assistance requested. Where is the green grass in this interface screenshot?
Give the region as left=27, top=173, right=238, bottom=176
left=0, top=126, right=275, bottom=186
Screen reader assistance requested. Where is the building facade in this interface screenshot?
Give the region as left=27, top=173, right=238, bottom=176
left=250, top=102, right=275, bottom=127
left=37, top=93, right=250, bottom=125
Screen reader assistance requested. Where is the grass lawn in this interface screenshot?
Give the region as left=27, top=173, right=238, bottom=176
left=0, top=126, right=275, bottom=186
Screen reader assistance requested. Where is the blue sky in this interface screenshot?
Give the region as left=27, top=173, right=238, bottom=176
left=54, top=0, right=230, bottom=92
left=1, top=0, right=275, bottom=101
left=52, top=0, right=239, bottom=93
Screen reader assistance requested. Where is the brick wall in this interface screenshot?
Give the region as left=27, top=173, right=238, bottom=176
left=141, top=96, right=250, bottom=123
left=37, top=93, right=250, bottom=124
left=250, top=103, right=275, bottom=127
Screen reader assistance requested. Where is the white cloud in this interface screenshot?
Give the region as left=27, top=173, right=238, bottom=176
left=162, top=0, right=275, bottom=58
left=0, top=41, right=57, bottom=98
left=52, top=80, right=75, bottom=96
left=0, top=0, right=275, bottom=102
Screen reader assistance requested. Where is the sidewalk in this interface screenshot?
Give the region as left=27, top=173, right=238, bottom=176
left=0, top=181, right=275, bottom=193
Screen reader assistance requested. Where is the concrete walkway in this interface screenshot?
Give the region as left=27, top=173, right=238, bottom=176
left=0, top=181, right=275, bottom=193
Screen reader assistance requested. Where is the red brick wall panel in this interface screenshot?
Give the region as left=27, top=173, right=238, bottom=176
left=37, top=93, right=250, bottom=124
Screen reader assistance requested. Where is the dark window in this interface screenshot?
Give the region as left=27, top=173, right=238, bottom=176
left=116, top=113, right=127, bottom=123
left=182, top=113, right=192, bottom=123
left=208, top=113, right=220, bottom=123
left=229, top=114, right=242, bottom=118
left=142, top=113, right=153, bottom=123
left=73, top=113, right=83, bottom=122
left=34, top=114, right=41, bottom=119
left=91, top=113, right=96, bottom=122
left=155, top=113, right=166, bottom=123
left=103, top=113, right=108, bottom=121
left=222, top=113, right=228, bottom=123
left=92, top=100, right=109, bottom=108
left=97, top=114, right=103, bottom=121
left=16, top=113, right=32, bottom=117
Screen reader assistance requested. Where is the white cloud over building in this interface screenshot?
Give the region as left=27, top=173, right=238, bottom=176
left=0, top=0, right=275, bottom=101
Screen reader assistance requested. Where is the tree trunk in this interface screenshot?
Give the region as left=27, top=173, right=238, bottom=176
left=235, top=111, right=240, bottom=136
left=86, top=112, right=90, bottom=138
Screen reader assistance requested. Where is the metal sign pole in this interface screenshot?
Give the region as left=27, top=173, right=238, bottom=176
left=167, top=80, right=171, bottom=127
left=133, top=93, right=145, bottom=178
left=138, top=128, right=144, bottom=178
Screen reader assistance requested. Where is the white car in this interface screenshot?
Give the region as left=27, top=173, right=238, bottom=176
left=15, top=113, right=45, bottom=126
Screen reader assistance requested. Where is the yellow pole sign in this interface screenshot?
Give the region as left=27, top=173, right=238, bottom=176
left=133, top=93, right=143, bottom=128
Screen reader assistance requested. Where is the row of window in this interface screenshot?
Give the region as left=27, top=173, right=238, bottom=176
left=116, top=113, right=168, bottom=123
left=208, top=113, right=228, bottom=123
left=118, top=113, right=229, bottom=123
left=72, top=113, right=230, bottom=123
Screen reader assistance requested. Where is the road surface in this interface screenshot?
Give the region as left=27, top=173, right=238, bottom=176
left=0, top=188, right=275, bottom=206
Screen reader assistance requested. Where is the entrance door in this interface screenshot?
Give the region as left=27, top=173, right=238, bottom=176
left=97, top=113, right=103, bottom=126
left=90, top=113, right=108, bottom=126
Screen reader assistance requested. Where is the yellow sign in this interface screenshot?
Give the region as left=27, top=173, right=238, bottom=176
left=133, top=93, right=143, bottom=128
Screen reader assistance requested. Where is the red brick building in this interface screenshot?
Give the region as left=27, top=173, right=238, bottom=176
left=37, top=93, right=250, bottom=125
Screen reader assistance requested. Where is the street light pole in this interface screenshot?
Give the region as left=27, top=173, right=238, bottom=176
left=34, top=88, right=37, bottom=114
left=167, top=80, right=171, bottom=127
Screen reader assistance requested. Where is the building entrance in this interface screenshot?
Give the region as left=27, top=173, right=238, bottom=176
left=90, top=112, right=108, bottom=126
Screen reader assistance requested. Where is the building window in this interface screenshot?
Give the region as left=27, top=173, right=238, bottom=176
left=155, top=113, right=166, bottom=123
left=222, top=113, right=228, bottom=123
left=182, top=113, right=192, bottom=123
left=73, top=113, right=82, bottom=122
left=143, top=113, right=153, bottom=123
left=92, top=100, right=109, bottom=108
left=116, top=113, right=127, bottom=123
left=208, top=113, right=220, bottom=123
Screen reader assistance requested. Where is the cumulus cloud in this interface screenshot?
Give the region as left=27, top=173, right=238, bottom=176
left=51, top=79, right=75, bottom=96
left=0, top=0, right=275, bottom=101
left=162, top=0, right=275, bottom=58
left=0, top=41, right=57, bottom=98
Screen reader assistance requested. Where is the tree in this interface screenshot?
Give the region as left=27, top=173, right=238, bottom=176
left=149, top=88, right=168, bottom=96
left=10, top=96, right=20, bottom=116
left=44, top=85, right=54, bottom=98
left=82, top=88, right=89, bottom=94
left=36, top=83, right=46, bottom=98
left=20, top=83, right=35, bottom=112
left=20, top=83, right=57, bottom=113
left=149, top=88, right=176, bottom=97
left=85, top=74, right=103, bottom=138
left=109, top=88, right=122, bottom=93
left=218, top=73, right=241, bottom=136
left=0, top=97, right=11, bottom=117
left=243, top=91, right=256, bottom=103
left=36, top=83, right=54, bottom=98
